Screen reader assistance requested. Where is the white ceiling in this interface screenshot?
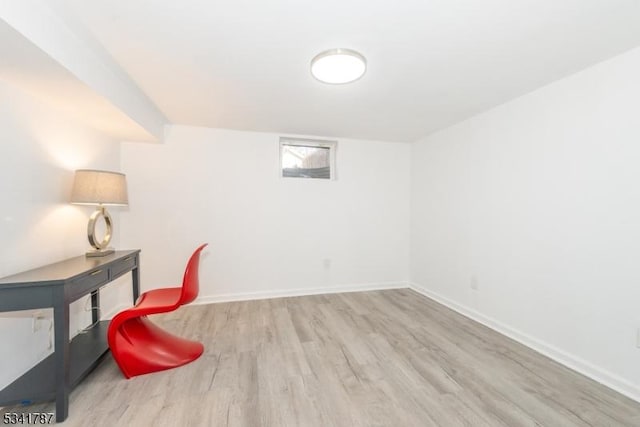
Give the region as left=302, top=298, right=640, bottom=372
left=49, top=0, right=640, bottom=142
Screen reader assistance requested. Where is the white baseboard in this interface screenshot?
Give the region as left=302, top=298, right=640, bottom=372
left=193, top=281, right=409, bottom=305
left=409, top=282, right=640, bottom=403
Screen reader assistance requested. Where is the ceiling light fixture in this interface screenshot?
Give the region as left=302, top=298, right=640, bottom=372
left=310, top=48, right=367, bottom=84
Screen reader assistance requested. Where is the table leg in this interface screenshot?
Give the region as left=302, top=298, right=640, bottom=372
left=132, top=262, right=140, bottom=304
left=53, top=288, right=70, bottom=422
left=90, top=291, right=100, bottom=324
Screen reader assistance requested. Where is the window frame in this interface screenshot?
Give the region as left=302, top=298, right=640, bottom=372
left=279, top=137, right=337, bottom=180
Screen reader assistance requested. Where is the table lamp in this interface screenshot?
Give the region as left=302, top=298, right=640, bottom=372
left=70, top=169, right=128, bottom=257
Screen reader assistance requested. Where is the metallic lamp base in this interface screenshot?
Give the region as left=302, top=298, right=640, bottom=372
left=86, top=205, right=115, bottom=257
left=86, top=248, right=115, bottom=257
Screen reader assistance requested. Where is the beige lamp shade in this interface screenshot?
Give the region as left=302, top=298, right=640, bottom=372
left=70, top=169, right=129, bottom=206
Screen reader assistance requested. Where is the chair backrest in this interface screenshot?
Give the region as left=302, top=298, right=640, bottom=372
left=179, top=243, right=208, bottom=305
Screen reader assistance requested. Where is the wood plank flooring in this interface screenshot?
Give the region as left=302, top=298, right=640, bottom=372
left=3, top=289, right=640, bottom=426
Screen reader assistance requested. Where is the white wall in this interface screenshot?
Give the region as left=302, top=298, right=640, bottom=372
left=121, top=126, right=410, bottom=301
left=410, top=46, right=640, bottom=399
left=0, top=80, right=128, bottom=389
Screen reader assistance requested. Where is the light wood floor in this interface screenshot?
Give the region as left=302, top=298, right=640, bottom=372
left=3, top=289, right=640, bottom=426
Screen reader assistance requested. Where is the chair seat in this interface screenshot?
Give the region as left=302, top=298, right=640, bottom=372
left=135, top=287, right=182, bottom=311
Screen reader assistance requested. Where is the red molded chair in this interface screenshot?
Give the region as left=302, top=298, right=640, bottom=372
left=108, top=244, right=208, bottom=378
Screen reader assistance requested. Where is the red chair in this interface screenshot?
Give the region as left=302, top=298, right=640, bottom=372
left=107, top=244, right=208, bottom=378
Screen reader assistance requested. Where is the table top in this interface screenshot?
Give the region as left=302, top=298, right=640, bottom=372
left=0, top=250, right=140, bottom=288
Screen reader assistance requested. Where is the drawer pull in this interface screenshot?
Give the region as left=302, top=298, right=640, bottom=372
left=90, top=269, right=103, bottom=276
left=123, top=256, right=133, bottom=262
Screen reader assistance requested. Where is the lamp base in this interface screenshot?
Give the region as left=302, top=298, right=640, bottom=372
left=86, top=248, right=115, bottom=257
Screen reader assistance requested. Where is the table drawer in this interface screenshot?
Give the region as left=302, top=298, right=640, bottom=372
left=68, top=268, right=109, bottom=300
left=110, top=254, right=137, bottom=279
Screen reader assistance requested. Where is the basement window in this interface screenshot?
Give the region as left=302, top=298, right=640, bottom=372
left=280, top=137, right=337, bottom=180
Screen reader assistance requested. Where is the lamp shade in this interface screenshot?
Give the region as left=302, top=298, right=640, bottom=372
left=70, top=169, right=128, bottom=206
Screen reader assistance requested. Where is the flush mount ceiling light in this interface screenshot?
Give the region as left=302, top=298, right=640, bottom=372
left=310, top=48, right=367, bottom=84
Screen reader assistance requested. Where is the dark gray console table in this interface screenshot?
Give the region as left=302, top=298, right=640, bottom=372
left=0, top=250, right=141, bottom=422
